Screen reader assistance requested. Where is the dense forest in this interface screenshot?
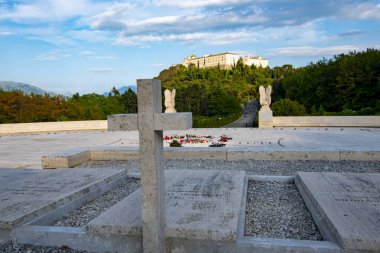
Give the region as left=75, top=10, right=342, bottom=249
left=0, top=49, right=379, bottom=126
left=0, top=87, right=137, bottom=123
left=274, top=49, right=380, bottom=116
left=159, top=49, right=380, bottom=118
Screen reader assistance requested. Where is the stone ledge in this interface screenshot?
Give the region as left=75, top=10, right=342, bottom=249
left=273, top=116, right=380, bottom=128
left=0, top=120, right=107, bottom=134
left=42, top=148, right=90, bottom=169
left=41, top=146, right=380, bottom=169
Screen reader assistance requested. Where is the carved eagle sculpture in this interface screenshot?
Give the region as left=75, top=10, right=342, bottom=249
left=259, top=85, right=272, bottom=107
left=164, top=89, right=176, bottom=113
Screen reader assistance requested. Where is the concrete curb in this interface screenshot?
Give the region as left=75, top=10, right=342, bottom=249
left=42, top=146, right=380, bottom=169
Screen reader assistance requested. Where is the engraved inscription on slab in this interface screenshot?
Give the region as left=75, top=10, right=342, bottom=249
left=165, top=169, right=245, bottom=241
left=0, top=168, right=125, bottom=229
left=296, top=172, right=380, bottom=251
left=87, top=169, right=246, bottom=242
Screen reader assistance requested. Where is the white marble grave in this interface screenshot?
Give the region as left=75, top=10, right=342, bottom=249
left=0, top=168, right=126, bottom=230
left=296, top=172, right=380, bottom=251
left=87, top=169, right=246, bottom=241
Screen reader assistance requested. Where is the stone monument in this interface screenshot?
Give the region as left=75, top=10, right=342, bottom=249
left=107, top=79, right=192, bottom=253
left=164, top=89, right=176, bottom=113
left=258, top=85, right=273, bottom=128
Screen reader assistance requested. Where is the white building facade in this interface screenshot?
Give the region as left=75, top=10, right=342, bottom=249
left=182, top=52, right=268, bottom=69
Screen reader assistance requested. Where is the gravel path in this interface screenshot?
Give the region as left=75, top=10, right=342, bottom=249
left=52, top=177, right=140, bottom=227
left=245, top=180, right=323, bottom=240
left=0, top=241, right=89, bottom=253
left=79, top=159, right=380, bottom=175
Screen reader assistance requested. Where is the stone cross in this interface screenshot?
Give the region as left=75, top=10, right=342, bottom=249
left=107, top=79, right=192, bottom=253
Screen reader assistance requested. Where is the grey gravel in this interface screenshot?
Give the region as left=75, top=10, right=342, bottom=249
left=52, top=177, right=140, bottom=227
left=79, top=159, right=380, bottom=176
left=245, top=180, right=323, bottom=240
left=0, top=241, right=90, bottom=253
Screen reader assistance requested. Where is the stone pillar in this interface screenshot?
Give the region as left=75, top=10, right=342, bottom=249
left=137, top=79, right=165, bottom=253
left=259, top=107, right=273, bottom=128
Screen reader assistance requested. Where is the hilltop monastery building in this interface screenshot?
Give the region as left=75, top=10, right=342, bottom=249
left=182, top=52, right=268, bottom=69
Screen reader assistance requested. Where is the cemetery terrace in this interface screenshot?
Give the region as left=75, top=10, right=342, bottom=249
left=0, top=79, right=379, bottom=253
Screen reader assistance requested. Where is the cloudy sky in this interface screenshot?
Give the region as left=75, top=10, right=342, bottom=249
left=0, top=0, right=379, bottom=94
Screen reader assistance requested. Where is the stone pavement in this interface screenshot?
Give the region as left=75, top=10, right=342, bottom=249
left=0, top=127, right=379, bottom=169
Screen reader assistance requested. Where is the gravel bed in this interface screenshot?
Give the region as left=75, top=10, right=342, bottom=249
left=79, top=159, right=380, bottom=176
left=245, top=180, right=323, bottom=240
left=0, top=241, right=89, bottom=253
left=52, top=177, right=140, bottom=227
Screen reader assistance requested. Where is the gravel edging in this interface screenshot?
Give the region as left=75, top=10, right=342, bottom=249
left=245, top=180, right=323, bottom=240
left=0, top=241, right=90, bottom=253
left=52, top=177, right=140, bottom=227
left=79, top=159, right=380, bottom=176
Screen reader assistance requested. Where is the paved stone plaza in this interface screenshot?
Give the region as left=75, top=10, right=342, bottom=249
left=1, top=127, right=379, bottom=169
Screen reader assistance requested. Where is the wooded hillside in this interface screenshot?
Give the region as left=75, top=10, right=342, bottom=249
left=276, top=49, right=380, bottom=116
left=0, top=49, right=378, bottom=125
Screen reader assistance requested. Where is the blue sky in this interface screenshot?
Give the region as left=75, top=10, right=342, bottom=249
left=0, top=0, right=379, bottom=94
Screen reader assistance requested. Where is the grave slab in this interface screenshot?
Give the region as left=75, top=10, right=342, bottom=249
left=295, top=172, right=380, bottom=251
left=87, top=169, right=246, bottom=241
left=0, top=168, right=127, bottom=230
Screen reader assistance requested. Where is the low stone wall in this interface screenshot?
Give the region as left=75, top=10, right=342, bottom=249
left=272, top=116, right=380, bottom=128
left=0, top=120, right=107, bottom=134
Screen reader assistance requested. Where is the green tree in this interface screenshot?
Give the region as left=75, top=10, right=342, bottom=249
left=271, top=99, right=307, bottom=116
left=121, top=88, right=138, bottom=113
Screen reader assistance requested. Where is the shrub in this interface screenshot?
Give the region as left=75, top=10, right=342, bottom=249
left=271, top=99, right=307, bottom=116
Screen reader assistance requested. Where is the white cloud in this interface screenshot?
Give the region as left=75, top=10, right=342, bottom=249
left=80, top=50, right=96, bottom=55
left=93, top=55, right=116, bottom=60
left=114, top=31, right=258, bottom=46
left=341, top=2, right=380, bottom=20
left=0, top=0, right=378, bottom=50
left=68, top=29, right=112, bottom=43
left=268, top=45, right=370, bottom=58
left=0, top=31, right=12, bottom=35
left=79, top=50, right=116, bottom=60
left=154, top=0, right=251, bottom=8
left=86, top=2, right=134, bottom=30
left=0, top=0, right=107, bottom=23
left=33, top=49, right=70, bottom=61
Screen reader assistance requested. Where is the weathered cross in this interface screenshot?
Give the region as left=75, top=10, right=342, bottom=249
left=107, top=79, right=192, bottom=253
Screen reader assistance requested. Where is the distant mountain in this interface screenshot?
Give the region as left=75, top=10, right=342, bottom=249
left=0, top=81, right=57, bottom=96
left=102, top=85, right=137, bottom=96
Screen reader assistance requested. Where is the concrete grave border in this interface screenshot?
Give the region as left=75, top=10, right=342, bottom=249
left=0, top=169, right=130, bottom=243
left=9, top=174, right=345, bottom=253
